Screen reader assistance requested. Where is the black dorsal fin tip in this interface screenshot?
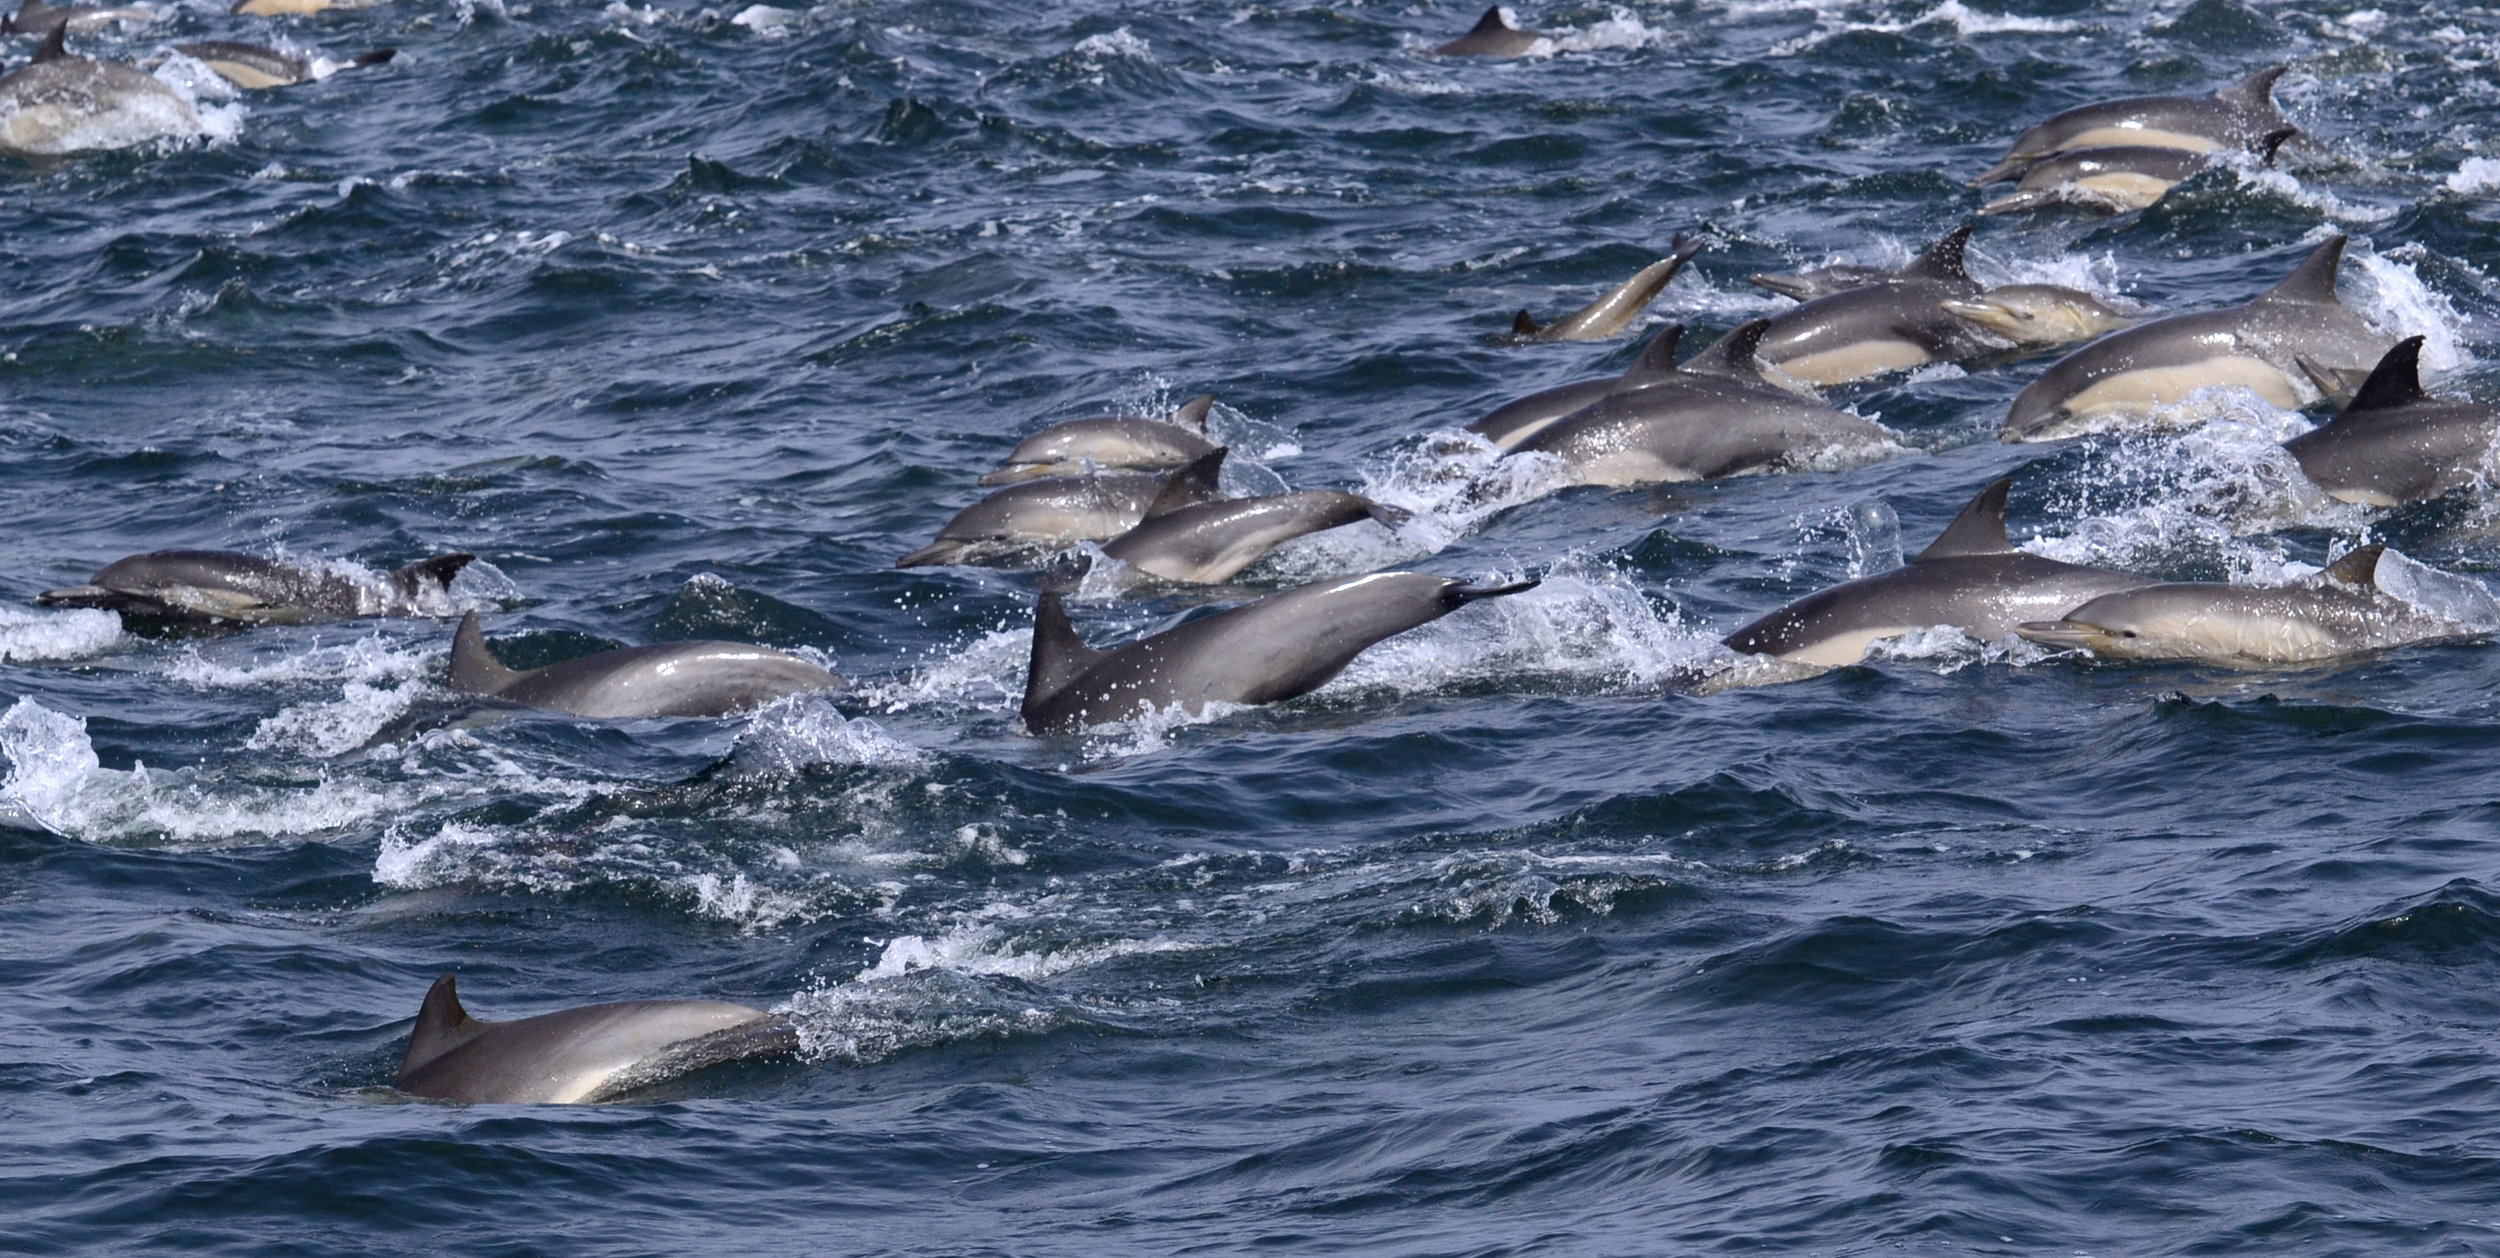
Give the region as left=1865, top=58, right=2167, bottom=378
left=34, top=21, right=66, bottom=64
left=2324, top=543, right=2384, bottom=588
left=1169, top=393, right=1215, bottom=433
left=1916, top=477, right=2016, bottom=561
left=2343, top=336, right=2429, bottom=415
left=1905, top=223, right=1975, bottom=285
left=2222, top=65, right=2288, bottom=107
left=1469, top=5, right=1512, bottom=34
left=1021, top=592, right=1106, bottom=725
left=1143, top=447, right=1226, bottom=519
left=1511, top=310, right=1540, bottom=336
left=398, top=973, right=487, bottom=1083
left=2264, top=235, right=2348, bottom=305
left=1621, top=323, right=1685, bottom=383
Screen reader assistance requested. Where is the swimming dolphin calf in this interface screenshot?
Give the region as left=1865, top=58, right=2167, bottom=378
left=1979, top=129, right=2296, bottom=216
left=980, top=394, right=1218, bottom=486
left=1100, top=489, right=1410, bottom=584
left=2284, top=337, right=2499, bottom=506
left=1432, top=6, right=1547, bottom=56
left=1969, top=66, right=2291, bottom=187
left=0, top=0, right=154, bottom=35
left=1755, top=225, right=2006, bottom=386
left=1502, top=237, right=1703, bottom=343
left=1939, top=284, right=2138, bottom=348
left=1722, top=478, right=2156, bottom=667
left=395, top=974, right=797, bottom=1105
left=448, top=612, right=841, bottom=719
left=0, top=25, right=201, bottom=156
left=2015, top=545, right=2462, bottom=667
left=2001, top=236, right=2395, bottom=443
left=171, top=40, right=394, bottom=89
left=36, top=550, right=474, bottom=625
left=1022, top=571, right=1538, bottom=733
left=902, top=450, right=1226, bottom=567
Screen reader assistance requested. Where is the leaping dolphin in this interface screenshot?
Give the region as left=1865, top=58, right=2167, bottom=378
left=1021, top=572, right=1538, bottom=733
left=395, top=974, right=797, bottom=1105
left=901, top=449, right=1227, bottom=568
left=2001, top=235, right=2394, bottom=443
left=1754, top=225, right=2008, bottom=386
left=171, top=40, right=395, bottom=89
left=0, top=24, right=202, bottom=156
left=2015, top=545, right=2463, bottom=667
left=1969, top=66, right=2291, bottom=187
left=1432, top=6, right=1547, bottom=56
left=448, top=612, right=841, bottom=719
left=1722, top=477, right=2156, bottom=666
left=36, top=550, right=474, bottom=625
left=1100, top=490, right=1410, bottom=584
left=2284, top=337, right=2500, bottom=506
left=1501, top=237, right=1704, bottom=343
left=980, top=394, right=1219, bottom=486
left=1979, top=128, right=2296, bottom=216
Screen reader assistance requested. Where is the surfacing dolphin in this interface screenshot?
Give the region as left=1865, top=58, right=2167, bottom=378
left=0, top=0, right=154, bottom=35
left=1748, top=261, right=1894, bottom=303
left=0, top=24, right=201, bottom=156
left=1939, top=284, right=2138, bottom=348
left=171, top=40, right=394, bottom=89
left=1509, top=321, right=1899, bottom=488
left=395, top=973, right=798, bottom=1105
left=1754, top=225, right=2009, bottom=386
left=902, top=449, right=1227, bottom=567
left=36, top=550, right=474, bottom=625
left=1501, top=237, right=1704, bottom=344
left=2285, top=336, right=2499, bottom=506
left=2001, top=235, right=2395, bottom=443
left=1979, top=128, right=2296, bottom=216
left=980, top=394, right=1219, bottom=486
left=1101, top=489, right=1410, bottom=584
left=1722, top=477, right=2156, bottom=667
left=2015, top=545, right=2463, bottom=667
left=1432, top=6, right=1547, bottom=56
left=448, top=612, right=841, bottom=719
left=1021, top=572, right=1538, bottom=733
left=1968, top=66, right=2291, bottom=187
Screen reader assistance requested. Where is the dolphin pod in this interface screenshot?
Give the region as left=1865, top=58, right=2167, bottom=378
left=396, top=974, right=797, bottom=1105
left=448, top=612, right=841, bottom=719
left=37, top=550, right=474, bottom=625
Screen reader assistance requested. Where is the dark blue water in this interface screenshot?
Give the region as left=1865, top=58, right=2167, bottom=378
left=5, top=0, right=2500, bottom=1252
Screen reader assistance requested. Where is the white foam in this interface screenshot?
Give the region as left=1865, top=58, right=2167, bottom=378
left=1917, top=0, right=2077, bottom=34
left=729, top=4, right=798, bottom=31
left=858, top=919, right=1187, bottom=983
left=0, top=606, right=121, bottom=663
left=724, top=694, right=932, bottom=776
left=2447, top=157, right=2500, bottom=195
left=167, top=631, right=434, bottom=690
left=1543, top=9, right=1676, bottom=52
left=1330, top=559, right=1717, bottom=695
left=2350, top=246, right=2470, bottom=371
left=1355, top=432, right=1573, bottom=555
left=246, top=680, right=422, bottom=757
left=1071, top=27, right=1152, bottom=60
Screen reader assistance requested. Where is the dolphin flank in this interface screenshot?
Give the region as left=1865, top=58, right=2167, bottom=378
left=1969, top=65, right=2291, bottom=187
left=2015, top=545, right=2464, bottom=667
left=36, top=550, right=474, bottom=625
left=1504, top=237, right=1704, bottom=343
left=395, top=974, right=798, bottom=1105
left=447, top=612, right=841, bottom=719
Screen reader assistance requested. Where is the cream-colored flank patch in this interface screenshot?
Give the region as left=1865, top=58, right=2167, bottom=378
left=2059, top=355, right=2302, bottom=420
left=1773, top=339, right=1931, bottom=386
left=2060, top=126, right=2223, bottom=153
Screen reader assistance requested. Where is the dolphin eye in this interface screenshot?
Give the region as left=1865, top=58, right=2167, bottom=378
left=2118, top=629, right=2137, bottom=638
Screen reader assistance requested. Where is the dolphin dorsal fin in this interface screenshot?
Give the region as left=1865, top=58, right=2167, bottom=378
left=1142, top=448, right=1227, bottom=520
left=1682, top=318, right=1775, bottom=383
left=1511, top=310, right=1541, bottom=337
left=1021, top=592, right=1106, bottom=724
left=2333, top=336, right=2430, bottom=419
left=1900, top=224, right=1975, bottom=287
left=2218, top=65, right=2288, bottom=109
left=2323, top=544, right=2384, bottom=588
left=1915, top=478, right=2017, bottom=561
left=448, top=611, right=524, bottom=695
left=32, top=21, right=66, bottom=64
left=2261, top=235, right=2348, bottom=306
left=1466, top=6, right=1513, bottom=35
left=1618, top=324, right=1685, bottom=386
left=1167, top=393, right=1215, bottom=434
left=2257, top=127, right=2299, bottom=164
left=392, top=553, right=477, bottom=598
left=398, top=974, right=491, bottom=1082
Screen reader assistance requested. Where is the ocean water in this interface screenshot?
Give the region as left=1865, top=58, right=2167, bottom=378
left=4, top=0, right=2500, bottom=1251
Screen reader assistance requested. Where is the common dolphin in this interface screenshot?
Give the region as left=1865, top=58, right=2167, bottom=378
left=1979, top=129, right=2296, bottom=216
left=0, top=24, right=200, bottom=156
left=901, top=449, right=1226, bottom=568
left=1748, top=261, right=1893, bottom=303
left=1432, top=6, right=1546, bottom=56
left=1754, top=225, right=2007, bottom=386
left=2001, top=236, right=2395, bottom=442
left=0, top=0, right=154, bottom=35
left=1722, top=477, right=2156, bottom=666
left=395, top=973, right=797, bottom=1105
left=979, top=394, right=1217, bottom=486
left=35, top=550, right=473, bottom=625
left=2015, top=545, right=2461, bottom=666
left=1100, top=490, right=1410, bottom=584
left=448, top=612, right=841, bottom=719
left=1021, top=572, right=1538, bottom=733
left=1464, top=317, right=1754, bottom=452
left=1508, top=321, right=1900, bottom=488
left=170, top=40, right=394, bottom=89
left=1939, top=284, right=2137, bottom=348
left=1502, top=237, right=1703, bottom=343
left=2284, top=337, right=2499, bottom=506
left=1969, top=66, right=2291, bottom=187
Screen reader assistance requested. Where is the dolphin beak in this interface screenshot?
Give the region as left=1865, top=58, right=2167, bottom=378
left=33, top=584, right=115, bottom=608
left=1967, top=156, right=2032, bottom=188
left=1940, top=299, right=2021, bottom=337
left=896, top=541, right=967, bottom=569
left=2014, top=619, right=2116, bottom=651
left=1747, top=273, right=1816, bottom=301
left=976, top=463, right=1059, bottom=486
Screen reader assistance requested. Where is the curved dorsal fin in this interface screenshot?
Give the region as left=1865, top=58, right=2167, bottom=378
left=1899, top=223, right=1974, bottom=287
left=1681, top=318, right=1774, bottom=383
left=397, top=974, right=491, bottom=1084
left=1142, top=448, right=1226, bottom=520
left=2261, top=235, right=2348, bottom=306
left=448, top=611, right=523, bottom=695
left=2336, top=336, right=2429, bottom=418
left=1511, top=310, right=1541, bottom=337
left=2217, top=65, right=2287, bottom=109
left=391, top=553, right=477, bottom=597
left=1167, top=393, right=1215, bottom=434
left=1466, top=5, right=1513, bottom=35
left=2323, top=543, right=2384, bottom=588
left=1914, top=477, right=2016, bottom=561
left=1021, top=592, right=1106, bottom=726
left=2256, top=127, right=2298, bottom=164
left=32, top=21, right=66, bottom=64
left=1617, top=323, right=1684, bottom=387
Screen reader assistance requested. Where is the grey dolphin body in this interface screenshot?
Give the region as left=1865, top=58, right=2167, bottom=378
left=2285, top=337, right=2499, bottom=506
left=1101, top=491, right=1410, bottom=584
left=1509, top=321, right=1900, bottom=488
left=2015, top=545, right=2459, bottom=666
left=0, top=25, right=200, bottom=155
left=1722, top=478, right=2156, bottom=666
left=1940, top=284, right=2138, bottom=348
left=1749, top=262, right=1894, bottom=303
left=1, top=0, right=155, bottom=35
left=395, top=974, right=797, bottom=1105
left=1980, top=129, right=2296, bottom=216
left=448, top=612, right=840, bottom=719
left=902, top=450, right=1227, bottom=567
left=1969, top=66, right=2291, bottom=187
left=171, top=40, right=395, bottom=89
left=980, top=394, right=1219, bottom=485
left=1504, top=237, right=1703, bottom=343
left=1755, top=225, right=2007, bottom=386
left=1021, top=572, right=1539, bottom=733
left=1466, top=375, right=1623, bottom=452
left=36, top=550, right=474, bottom=625
left=1432, top=6, right=1547, bottom=56
left=2002, top=236, right=2394, bottom=443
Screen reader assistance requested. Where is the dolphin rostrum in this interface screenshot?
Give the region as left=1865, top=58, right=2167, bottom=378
left=395, top=973, right=798, bottom=1105
left=171, top=40, right=395, bottom=90
left=980, top=394, right=1219, bottom=486
left=2284, top=337, right=2499, bottom=506
left=2015, top=545, right=2461, bottom=667
left=0, top=0, right=154, bottom=35
left=1101, top=490, right=1411, bottom=584
left=1722, top=477, right=2156, bottom=666
left=36, top=550, right=474, bottom=625
left=2001, top=235, right=2394, bottom=443
left=1979, top=128, right=2297, bottom=216
left=1969, top=66, right=2291, bottom=187
left=0, top=24, right=201, bottom=156
left=448, top=612, right=841, bottom=719
left=902, top=449, right=1227, bottom=567
left=1021, top=572, right=1538, bottom=733
left=1432, top=6, right=1547, bottom=56
left=1940, top=284, right=2138, bottom=348
left=1754, top=225, right=2010, bottom=386
left=1503, top=237, right=1704, bottom=343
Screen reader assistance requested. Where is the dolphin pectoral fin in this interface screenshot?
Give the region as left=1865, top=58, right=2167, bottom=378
left=448, top=611, right=524, bottom=696
left=32, top=584, right=116, bottom=608
left=1142, top=448, right=1228, bottom=520
left=2293, top=355, right=2366, bottom=406
left=1968, top=156, right=2030, bottom=188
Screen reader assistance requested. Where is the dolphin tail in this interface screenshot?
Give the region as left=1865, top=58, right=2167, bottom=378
left=397, top=974, right=491, bottom=1088
left=1360, top=498, right=1414, bottom=529
left=2323, top=544, right=2385, bottom=589
left=391, top=553, right=477, bottom=601
left=1617, top=323, right=1685, bottom=388
left=1021, top=592, right=1106, bottom=731
left=351, top=47, right=398, bottom=67
left=1168, top=393, right=1216, bottom=434
left=1142, top=448, right=1227, bottom=520
left=2260, top=234, right=2348, bottom=306
left=448, top=611, right=523, bottom=696
left=33, top=583, right=116, bottom=609
left=2218, top=65, right=2288, bottom=110
left=1445, top=577, right=1541, bottom=608
left=1914, top=477, right=2018, bottom=560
